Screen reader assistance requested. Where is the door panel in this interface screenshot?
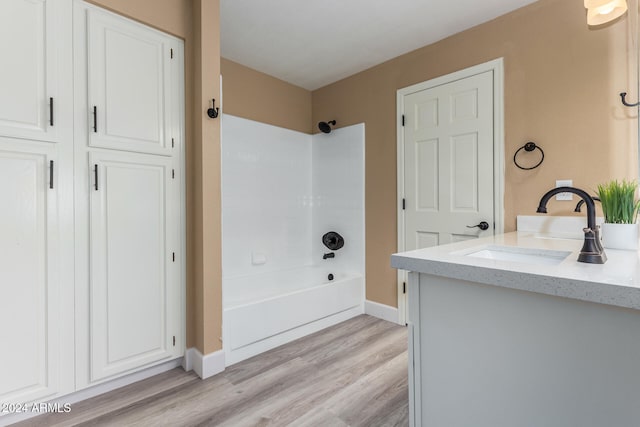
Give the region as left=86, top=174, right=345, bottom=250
left=416, top=232, right=439, bottom=249
left=0, top=0, right=65, bottom=143
left=87, top=8, right=173, bottom=155
left=0, top=143, right=61, bottom=403
left=450, top=132, right=478, bottom=212
left=89, top=151, right=177, bottom=381
left=416, top=138, right=438, bottom=211
left=450, top=88, right=478, bottom=122
left=404, top=70, right=494, bottom=250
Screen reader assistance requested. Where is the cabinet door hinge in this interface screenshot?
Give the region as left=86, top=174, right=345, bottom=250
left=402, top=114, right=405, bottom=127
left=403, top=282, right=406, bottom=294
left=402, top=198, right=406, bottom=210
left=173, top=336, right=176, bottom=346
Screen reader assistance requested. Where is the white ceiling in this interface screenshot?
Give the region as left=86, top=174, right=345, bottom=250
left=220, top=0, right=539, bottom=90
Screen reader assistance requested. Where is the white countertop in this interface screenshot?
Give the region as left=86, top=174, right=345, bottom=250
left=391, top=231, right=640, bottom=310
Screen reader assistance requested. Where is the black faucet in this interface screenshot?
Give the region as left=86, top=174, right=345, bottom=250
left=537, top=186, right=606, bottom=264
left=323, top=252, right=335, bottom=260
left=574, top=196, right=600, bottom=213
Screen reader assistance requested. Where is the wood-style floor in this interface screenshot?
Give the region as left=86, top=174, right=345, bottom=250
left=15, top=315, right=408, bottom=427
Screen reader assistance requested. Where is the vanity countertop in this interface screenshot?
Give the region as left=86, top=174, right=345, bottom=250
left=391, top=231, right=640, bottom=310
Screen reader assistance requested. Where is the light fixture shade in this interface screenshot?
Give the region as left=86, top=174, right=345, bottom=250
left=584, top=0, right=628, bottom=25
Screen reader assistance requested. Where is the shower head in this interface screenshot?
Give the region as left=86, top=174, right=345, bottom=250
left=318, top=120, right=336, bottom=134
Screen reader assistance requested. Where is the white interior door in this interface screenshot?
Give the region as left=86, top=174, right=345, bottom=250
left=404, top=70, right=494, bottom=250
left=0, top=141, right=72, bottom=403
left=88, top=151, right=180, bottom=382
left=86, top=7, right=176, bottom=156
left=398, top=61, right=503, bottom=325
left=0, top=0, right=70, bottom=143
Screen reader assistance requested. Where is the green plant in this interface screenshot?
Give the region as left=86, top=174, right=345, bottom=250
left=596, top=180, right=640, bottom=224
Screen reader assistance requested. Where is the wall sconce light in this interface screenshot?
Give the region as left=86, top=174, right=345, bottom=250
left=584, top=0, right=628, bottom=26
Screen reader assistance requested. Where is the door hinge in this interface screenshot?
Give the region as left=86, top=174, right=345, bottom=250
left=402, top=114, right=405, bottom=126
left=403, top=282, right=406, bottom=294
left=172, top=169, right=175, bottom=179
left=402, top=198, right=406, bottom=210
left=170, top=48, right=174, bottom=59
left=173, top=336, right=176, bottom=346
left=172, top=252, right=175, bottom=262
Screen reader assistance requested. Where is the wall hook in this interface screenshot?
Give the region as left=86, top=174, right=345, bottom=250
left=207, top=98, right=219, bottom=118
left=620, top=92, right=640, bottom=107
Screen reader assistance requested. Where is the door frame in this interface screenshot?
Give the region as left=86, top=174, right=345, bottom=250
left=396, top=58, right=505, bottom=324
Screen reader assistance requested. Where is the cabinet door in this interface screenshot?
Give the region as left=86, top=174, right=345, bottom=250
left=88, top=151, right=180, bottom=381
left=0, top=141, right=72, bottom=403
left=0, top=0, right=70, bottom=143
left=86, top=7, right=178, bottom=156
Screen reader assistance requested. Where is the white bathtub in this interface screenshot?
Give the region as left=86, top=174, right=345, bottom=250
left=223, top=266, right=364, bottom=365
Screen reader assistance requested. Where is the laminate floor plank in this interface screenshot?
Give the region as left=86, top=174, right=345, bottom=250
left=195, top=318, right=407, bottom=427
left=258, top=328, right=407, bottom=426
left=13, top=369, right=201, bottom=427
left=299, top=317, right=401, bottom=368
left=222, top=314, right=382, bottom=385
left=74, top=372, right=236, bottom=427
left=82, top=358, right=313, bottom=427
left=284, top=408, right=348, bottom=427
left=317, top=352, right=409, bottom=427
left=12, top=315, right=408, bottom=427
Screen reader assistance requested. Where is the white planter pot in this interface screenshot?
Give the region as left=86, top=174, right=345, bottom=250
left=601, top=223, right=639, bottom=250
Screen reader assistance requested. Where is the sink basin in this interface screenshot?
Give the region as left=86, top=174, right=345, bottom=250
left=462, top=245, right=571, bottom=266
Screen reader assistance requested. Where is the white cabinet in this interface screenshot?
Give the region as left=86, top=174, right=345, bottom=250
left=0, top=0, right=71, bottom=143
left=0, top=0, right=185, bottom=410
left=73, top=1, right=185, bottom=389
left=85, top=6, right=181, bottom=156
left=406, top=270, right=640, bottom=427
left=88, top=151, right=181, bottom=381
left=0, top=140, right=74, bottom=404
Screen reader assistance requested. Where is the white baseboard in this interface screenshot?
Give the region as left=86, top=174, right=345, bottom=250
left=365, top=300, right=400, bottom=324
left=184, top=348, right=225, bottom=379
left=0, top=358, right=183, bottom=427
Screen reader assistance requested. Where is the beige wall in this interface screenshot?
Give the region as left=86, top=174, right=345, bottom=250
left=221, top=59, right=312, bottom=133
left=91, top=0, right=223, bottom=354
left=86, top=0, right=190, bottom=38
left=192, top=0, right=223, bottom=354
left=312, top=0, right=638, bottom=307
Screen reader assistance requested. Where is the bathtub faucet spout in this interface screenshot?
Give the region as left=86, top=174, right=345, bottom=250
left=323, top=252, right=335, bottom=260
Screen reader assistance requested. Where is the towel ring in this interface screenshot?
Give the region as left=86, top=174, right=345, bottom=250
left=514, top=141, right=544, bottom=170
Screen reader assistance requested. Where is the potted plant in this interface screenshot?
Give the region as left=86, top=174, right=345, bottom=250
left=596, top=179, right=640, bottom=250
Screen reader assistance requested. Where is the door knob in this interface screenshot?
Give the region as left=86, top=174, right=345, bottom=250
left=467, top=221, right=490, bottom=231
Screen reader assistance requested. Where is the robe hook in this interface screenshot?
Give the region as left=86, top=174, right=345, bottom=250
left=207, top=99, right=219, bottom=118
left=620, top=92, right=640, bottom=107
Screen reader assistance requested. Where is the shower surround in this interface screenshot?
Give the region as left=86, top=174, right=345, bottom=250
left=221, top=115, right=365, bottom=364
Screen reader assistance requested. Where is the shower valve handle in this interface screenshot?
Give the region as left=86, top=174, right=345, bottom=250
left=467, top=221, right=490, bottom=231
